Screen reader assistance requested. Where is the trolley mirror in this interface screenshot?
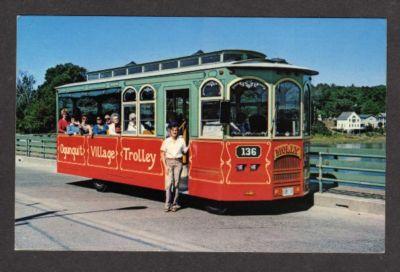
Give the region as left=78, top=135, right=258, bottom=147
left=220, top=101, right=231, bottom=124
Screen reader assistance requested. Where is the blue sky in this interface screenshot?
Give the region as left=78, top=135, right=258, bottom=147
left=17, top=16, right=386, bottom=87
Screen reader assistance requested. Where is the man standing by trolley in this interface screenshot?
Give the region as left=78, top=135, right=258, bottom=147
left=160, top=122, right=189, bottom=212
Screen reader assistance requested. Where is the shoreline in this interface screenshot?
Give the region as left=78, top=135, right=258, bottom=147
left=310, top=134, right=386, bottom=145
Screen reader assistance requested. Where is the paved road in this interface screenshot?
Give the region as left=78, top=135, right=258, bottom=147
left=15, top=159, right=385, bottom=252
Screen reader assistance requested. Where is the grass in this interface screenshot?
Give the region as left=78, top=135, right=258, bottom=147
left=311, top=133, right=386, bottom=144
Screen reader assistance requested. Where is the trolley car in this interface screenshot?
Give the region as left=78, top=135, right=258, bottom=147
left=56, top=49, right=318, bottom=210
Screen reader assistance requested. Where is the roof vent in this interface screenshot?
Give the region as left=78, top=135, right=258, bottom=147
left=192, top=50, right=204, bottom=55
left=125, top=61, right=137, bottom=66
left=270, top=58, right=288, bottom=64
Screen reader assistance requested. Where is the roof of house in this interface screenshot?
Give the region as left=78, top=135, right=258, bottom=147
left=337, top=112, right=356, bottom=121
left=359, top=114, right=373, bottom=119
left=377, top=113, right=386, bottom=118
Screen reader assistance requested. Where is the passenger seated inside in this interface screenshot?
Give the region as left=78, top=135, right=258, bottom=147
left=93, top=116, right=108, bottom=135
left=249, top=113, right=267, bottom=133
left=230, top=111, right=250, bottom=135
left=104, top=114, right=112, bottom=126
left=126, top=113, right=138, bottom=133
left=141, top=121, right=155, bottom=135
left=58, top=108, right=69, bottom=134
left=80, top=115, right=92, bottom=135
left=67, top=116, right=81, bottom=135
left=108, top=113, right=121, bottom=135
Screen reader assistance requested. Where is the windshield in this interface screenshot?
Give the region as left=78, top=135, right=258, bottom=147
left=275, top=81, right=301, bottom=137
left=229, top=79, right=268, bottom=137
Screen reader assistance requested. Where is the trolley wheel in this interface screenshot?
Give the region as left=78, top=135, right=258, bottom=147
left=205, top=201, right=229, bottom=215
left=93, top=179, right=108, bottom=192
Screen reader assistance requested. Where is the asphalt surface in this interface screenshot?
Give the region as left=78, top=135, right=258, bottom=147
left=15, top=159, right=385, bottom=252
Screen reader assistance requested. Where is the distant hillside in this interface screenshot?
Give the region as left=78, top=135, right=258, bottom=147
left=311, top=83, right=386, bottom=119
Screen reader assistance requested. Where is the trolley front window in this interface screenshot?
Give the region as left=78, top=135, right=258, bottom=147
left=229, top=79, right=268, bottom=137
left=275, top=81, right=301, bottom=137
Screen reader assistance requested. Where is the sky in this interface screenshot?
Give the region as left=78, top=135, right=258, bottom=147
left=17, top=16, right=386, bottom=87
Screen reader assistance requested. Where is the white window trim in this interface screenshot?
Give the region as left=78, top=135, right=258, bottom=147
left=138, top=84, right=157, bottom=137
left=272, top=78, right=303, bottom=139
left=121, top=86, right=138, bottom=137
left=198, top=78, right=224, bottom=139
left=225, top=76, right=272, bottom=140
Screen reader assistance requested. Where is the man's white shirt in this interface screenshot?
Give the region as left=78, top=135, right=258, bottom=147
left=160, top=136, right=189, bottom=159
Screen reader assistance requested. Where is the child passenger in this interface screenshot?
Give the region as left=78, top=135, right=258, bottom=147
left=67, top=116, right=81, bottom=135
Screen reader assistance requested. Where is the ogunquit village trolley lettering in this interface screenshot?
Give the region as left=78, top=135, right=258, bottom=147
left=56, top=49, right=318, bottom=208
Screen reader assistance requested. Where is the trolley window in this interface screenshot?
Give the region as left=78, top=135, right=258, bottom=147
left=200, top=80, right=223, bottom=138
left=139, top=86, right=156, bottom=135
left=122, top=87, right=138, bottom=135
left=58, top=88, right=121, bottom=124
left=229, top=79, right=268, bottom=137
left=275, top=81, right=301, bottom=137
left=303, top=84, right=311, bottom=136
left=128, top=66, right=142, bottom=74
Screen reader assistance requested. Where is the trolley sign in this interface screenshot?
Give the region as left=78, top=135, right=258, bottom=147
left=236, top=146, right=261, bottom=158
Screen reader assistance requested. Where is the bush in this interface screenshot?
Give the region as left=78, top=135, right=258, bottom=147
left=311, top=121, right=332, bottom=136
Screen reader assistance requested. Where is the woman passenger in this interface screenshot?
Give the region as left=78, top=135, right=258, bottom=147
left=58, top=108, right=69, bottom=134
left=93, top=116, right=108, bottom=135
left=108, top=113, right=121, bottom=135
left=80, top=115, right=92, bottom=135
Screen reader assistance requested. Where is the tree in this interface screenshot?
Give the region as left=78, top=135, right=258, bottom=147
left=21, top=63, right=86, bottom=133
left=16, top=71, right=36, bottom=132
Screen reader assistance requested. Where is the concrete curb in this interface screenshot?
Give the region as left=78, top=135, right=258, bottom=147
left=314, top=192, right=385, bottom=215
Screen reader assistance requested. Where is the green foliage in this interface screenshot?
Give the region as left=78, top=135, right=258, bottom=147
left=16, top=71, right=37, bottom=132
left=312, top=84, right=386, bottom=119
left=17, top=63, right=86, bottom=133
left=311, top=120, right=332, bottom=136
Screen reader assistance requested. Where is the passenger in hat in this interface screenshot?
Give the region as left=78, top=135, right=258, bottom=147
left=127, top=112, right=137, bottom=133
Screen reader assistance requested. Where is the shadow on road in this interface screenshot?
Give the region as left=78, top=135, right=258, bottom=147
left=67, top=179, right=319, bottom=216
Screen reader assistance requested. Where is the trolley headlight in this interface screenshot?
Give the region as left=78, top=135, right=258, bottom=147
left=236, top=164, right=246, bottom=171
left=250, top=164, right=260, bottom=171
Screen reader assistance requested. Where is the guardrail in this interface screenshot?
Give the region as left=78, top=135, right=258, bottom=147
left=16, top=135, right=57, bottom=159
left=309, top=151, right=386, bottom=192
left=15, top=134, right=386, bottom=191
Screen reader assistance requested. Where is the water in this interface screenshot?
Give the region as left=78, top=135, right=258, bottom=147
left=310, top=141, right=386, bottom=190
left=313, top=142, right=386, bottom=151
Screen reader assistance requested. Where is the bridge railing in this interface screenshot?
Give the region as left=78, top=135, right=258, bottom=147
left=16, top=134, right=57, bottom=159
left=15, top=134, right=386, bottom=191
left=309, top=150, right=386, bottom=193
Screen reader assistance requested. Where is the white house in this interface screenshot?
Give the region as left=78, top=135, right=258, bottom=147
left=336, top=112, right=361, bottom=132
left=376, top=112, right=386, bottom=128
left=360, top=114, right=379, bottom=129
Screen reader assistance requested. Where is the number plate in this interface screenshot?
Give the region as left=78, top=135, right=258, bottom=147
left=282, top=187, right=294, bottom=196
left=236, top=146, right=261, bottom=158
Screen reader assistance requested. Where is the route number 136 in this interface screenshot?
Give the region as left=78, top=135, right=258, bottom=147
left=236, top=146, right=261, bottom=158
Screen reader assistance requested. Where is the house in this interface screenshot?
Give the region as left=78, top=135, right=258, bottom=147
left=376, top=112, right=386, bottom=128
left=360, top=114, right=379, bottom=129
left=336, top=112, right=362, bottom=132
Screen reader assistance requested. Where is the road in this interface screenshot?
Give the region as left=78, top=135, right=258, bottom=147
left=15, top=158, right=385, bottom=252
